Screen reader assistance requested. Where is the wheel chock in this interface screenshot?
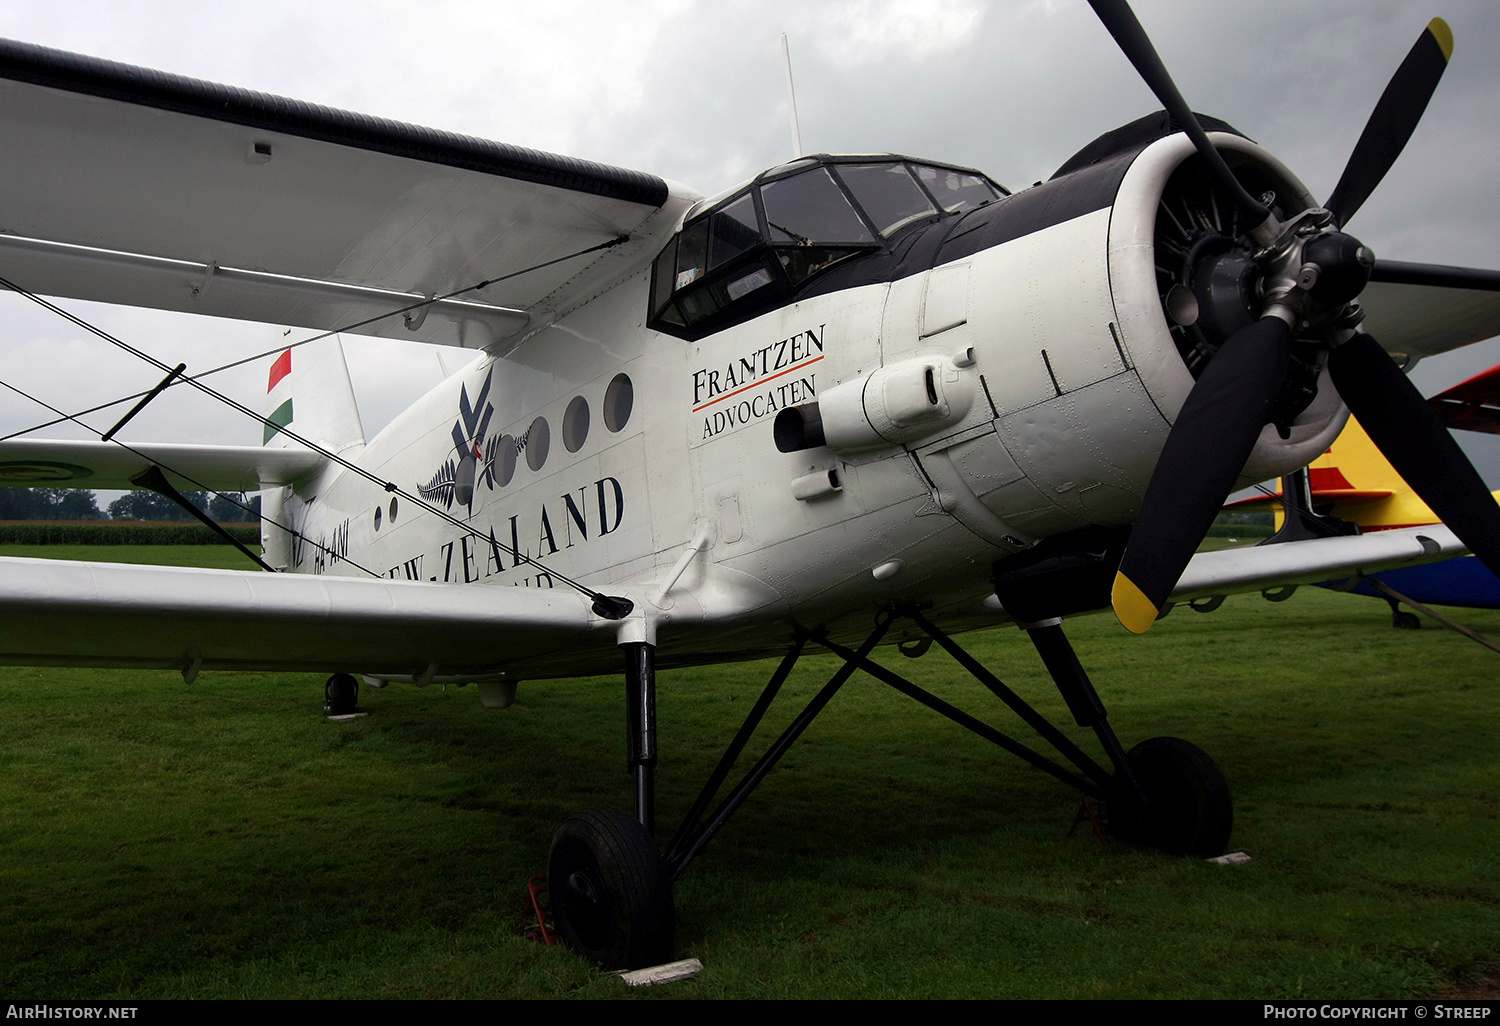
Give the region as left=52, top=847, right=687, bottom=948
left=617, top=958, right=703, bottom=987
left=523, top=874, right=556, bottom=946
left=1068, top=796, right=1109, bottom=842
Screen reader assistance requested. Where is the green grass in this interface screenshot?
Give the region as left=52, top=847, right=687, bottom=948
left=0, top=545, right=1495, bottom=998
left=0, top=543, right=266, bottom=569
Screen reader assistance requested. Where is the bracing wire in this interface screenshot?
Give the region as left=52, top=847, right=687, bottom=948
left=1247, top=477, right=1342, bottom=532
left=0, top=234, right=638, bottom=611
left=0, top=233, right=628, bottom=443
left=0, top=375, right=384, bottom=579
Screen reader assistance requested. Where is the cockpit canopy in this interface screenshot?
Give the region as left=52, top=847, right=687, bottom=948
left=649, top=155, right=1004, bottom=340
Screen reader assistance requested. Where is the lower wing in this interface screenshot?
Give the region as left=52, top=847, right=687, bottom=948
left=1170, top=525, right=1464, bottom=604
left=0, top=557, right=602, bottom=679
left=0, top=525, right=1464, bottom=681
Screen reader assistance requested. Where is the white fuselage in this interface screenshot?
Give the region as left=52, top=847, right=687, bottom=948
left=274, top=135, right=1347, bottom=679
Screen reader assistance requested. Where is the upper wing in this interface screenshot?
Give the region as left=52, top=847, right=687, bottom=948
left=0, top=437, right=323, bottom=490
left=1169, top=525, right=1465, bottom=603
left=0, top=39, right=694, bottom=350
left=0, top=556, right=607, bottom=678
left=1362, top=261, right=1500, bottom=360
left=1427, top=360, right=1500, bottom=434
left=1224, top=488, right=1393, bottom=513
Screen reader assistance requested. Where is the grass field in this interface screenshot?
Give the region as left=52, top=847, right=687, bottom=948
left=0, top=544, right=1496, bottom=999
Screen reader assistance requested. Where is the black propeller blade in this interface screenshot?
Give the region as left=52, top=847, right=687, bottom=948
left=1325, top=19, right=1453, bottom=227
left=1090, top=3, right=1492, bottom=632
left=1327, top=334, right=1500, bottom=573
left=1112, top=318, right=1293, bottom=633
left=1087, top=0, right=1272, bottom=232
left=1369, top=259, right=1500, bottom=292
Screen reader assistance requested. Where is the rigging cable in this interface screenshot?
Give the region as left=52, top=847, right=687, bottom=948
left=0, top=252, right=636, bottom=615
left=0, top=233, right=628, bottom=443
left=0, top=375, right=383, bottom=579
left=1246, top=478, right=1354, bottom=534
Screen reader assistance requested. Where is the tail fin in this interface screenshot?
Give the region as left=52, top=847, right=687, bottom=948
left=263, top=335, right=365, bottom=457
left=1304, top=417, right=1436, bottom=530
left=261, top=336, right=363, bottom=571
left=1310, top=416, right=1500, bottom=531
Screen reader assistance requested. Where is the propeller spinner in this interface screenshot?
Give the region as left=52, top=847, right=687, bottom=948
left=1087, top=4, right=1498, bottom=633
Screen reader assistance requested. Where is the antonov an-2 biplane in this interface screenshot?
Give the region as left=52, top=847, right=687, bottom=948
left=1, top=1, right=1499, bottom=970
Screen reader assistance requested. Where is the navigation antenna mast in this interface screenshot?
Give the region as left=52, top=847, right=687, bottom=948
left=781, top=32, right=803, bottom=158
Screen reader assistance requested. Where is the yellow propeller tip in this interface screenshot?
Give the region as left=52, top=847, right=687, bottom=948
left=1428, top=18, right=1453, bottom=61
left=1112, top=572, right=1160, bottom=635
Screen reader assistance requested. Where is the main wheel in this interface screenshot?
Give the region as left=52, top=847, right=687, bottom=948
left=325, top=673, right=359, bottom=715
left=547, top=805, right=673, bottom=969
left=1111, top=736, right=1233, bottom=858
left=1392, top=610, right=1421, bottom=630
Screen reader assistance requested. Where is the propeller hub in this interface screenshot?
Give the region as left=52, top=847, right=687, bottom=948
left=1299, top=231, right=1374, bottom=310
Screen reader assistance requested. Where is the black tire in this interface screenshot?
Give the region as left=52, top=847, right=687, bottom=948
left=1393, top=611, right=1421, bottom=630
left=325, top=673, right=359, bottom=715
left=547, top=805, right=673, bottom=969
left=1111, top=736, right=1232, bottom=858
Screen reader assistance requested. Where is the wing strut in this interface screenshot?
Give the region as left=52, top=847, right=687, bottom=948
left=0, top=234, right=630, bottom=444
left=131, top=465, right=277, bottom=573
left=100, top=362, right=184, bottom=442
left=1366, top=578, right=1500, bottom=655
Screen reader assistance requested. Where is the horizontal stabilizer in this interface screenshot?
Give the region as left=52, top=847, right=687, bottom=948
left=1224, top=488, right=1393, bottom=511
left=0, top=437, right=323, bottom=491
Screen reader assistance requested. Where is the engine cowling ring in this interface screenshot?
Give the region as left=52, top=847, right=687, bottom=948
left=1108, top=133, right=1349, bottom=485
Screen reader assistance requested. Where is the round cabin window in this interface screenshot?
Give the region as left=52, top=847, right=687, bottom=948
left=603, top=373, right=634, bottom=433
left=496, top=434, right=517, bottom=486
left=526, top=417, right=550, bottom=472
left=563, top=395, right=590, bottom=453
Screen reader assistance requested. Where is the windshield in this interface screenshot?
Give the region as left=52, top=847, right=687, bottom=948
left=649, top=157, right=1000, bottom=337
left=708, top=194, right=760, bottom=270
left=760, top=168, right=874, bottom=245
left=836, top=163, right=937, bottom=237
left=912, top=164, right=1000, bottom=213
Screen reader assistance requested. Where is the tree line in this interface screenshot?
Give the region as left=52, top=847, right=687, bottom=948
left=0, top=488, right=260, bottom=522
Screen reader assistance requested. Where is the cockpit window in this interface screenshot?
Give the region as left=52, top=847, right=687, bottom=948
left=675, top=218, right=709, bottom=289
left=836, top=163, right=937, bottom=237
left=649, top=157, right=1001, bottom=339
left=708, top=194, right=760, bottom=270
left=760, top=168, right=874, bottom=245
left=913, top=165, right=1000, bottom=214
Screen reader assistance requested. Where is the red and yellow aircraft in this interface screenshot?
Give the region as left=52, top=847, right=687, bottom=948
left=1230, top=365, right=1500, bottom=620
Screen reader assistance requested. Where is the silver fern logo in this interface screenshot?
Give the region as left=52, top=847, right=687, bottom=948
left=418, top=368, right=524, bottom=512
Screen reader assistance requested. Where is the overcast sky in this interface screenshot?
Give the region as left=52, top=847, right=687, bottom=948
left=0, top=0, right=1497, bottom=481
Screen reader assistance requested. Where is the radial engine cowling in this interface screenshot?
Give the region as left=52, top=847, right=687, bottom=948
left=1109, top=132, right=1349, bottom=484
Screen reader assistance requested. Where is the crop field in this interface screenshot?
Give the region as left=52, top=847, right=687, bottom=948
left=0, top=544, right=1496, bottom=999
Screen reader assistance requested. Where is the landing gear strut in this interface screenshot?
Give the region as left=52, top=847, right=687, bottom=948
left=546, top=607, right=1233, bottom=968
left=1386, top=596, right=1422, bottom=629
left=547, top=641, right=675, bottom=969
left=1023, top=618, right=1232, bottom=857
